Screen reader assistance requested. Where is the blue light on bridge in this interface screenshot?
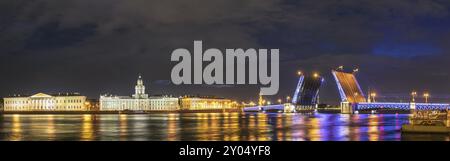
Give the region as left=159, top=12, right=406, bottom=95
left=355, top=102, right=449, bottom=110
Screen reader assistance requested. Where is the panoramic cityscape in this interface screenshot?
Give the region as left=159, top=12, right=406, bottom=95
left=0, top=67, right=449, bottom=141
left=1, top=0, right=450, bottom=145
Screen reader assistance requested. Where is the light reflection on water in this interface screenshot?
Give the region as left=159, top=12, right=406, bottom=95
left=0, top=113, right=448, bottom=141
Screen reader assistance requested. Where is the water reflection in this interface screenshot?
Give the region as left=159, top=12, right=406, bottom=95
left=11, top=114, right=22, bottom=141
left=368, top=114, right=379, bottom=141
left=47, top=115, right=55, bottom=140
left=167, top=114, right=179, bottom=141
left=81, top=114, right=94, bottom=141
left=350, top=114, right=361, bottom=141
left=119, top=114, right=128, bottom=140
left=0, top=113, right=448, bottom=141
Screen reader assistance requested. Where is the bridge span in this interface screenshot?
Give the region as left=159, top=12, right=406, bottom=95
left=332, top=68, right=449, bottom=113
left=355, top=102, right=449, bottom=111
left=243, top=67, right=450, bottom=113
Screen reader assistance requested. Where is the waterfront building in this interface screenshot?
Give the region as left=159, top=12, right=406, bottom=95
left=0, top=99, right=3, bottom=112
left=3, top=93, right=87, bottom=111
left=85, top=99, right=100, bottom=111
left=180, top=96, right=233, bottom=111
left=99, top=75, right=180, bottom=111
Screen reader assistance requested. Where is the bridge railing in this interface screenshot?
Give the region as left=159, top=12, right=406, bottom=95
left=415, top=103, right=449, bottom=110
left=356, top=102, right=410, bottom=110
left=355, top=102, right=449, bottom=111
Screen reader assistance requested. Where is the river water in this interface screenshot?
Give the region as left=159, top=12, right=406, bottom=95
left=0, top=113, right=448, bottom=141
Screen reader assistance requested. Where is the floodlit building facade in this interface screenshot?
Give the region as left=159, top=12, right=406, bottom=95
left=99, top=75, right=180, bottom=111
left=179, top=96, right=233, bottom=111
left=3, top=93, right=87, bottom=111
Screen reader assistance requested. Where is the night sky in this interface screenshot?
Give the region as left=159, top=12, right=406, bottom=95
left=2, top=0, right=450, bottom=105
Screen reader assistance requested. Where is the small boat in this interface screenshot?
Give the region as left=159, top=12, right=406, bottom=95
left=401, top=110, right=450, bottom=133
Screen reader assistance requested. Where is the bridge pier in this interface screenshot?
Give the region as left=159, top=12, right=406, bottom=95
left=340, top=102, right=354, bottom=114
left=410, top=102, right=416, bottom=110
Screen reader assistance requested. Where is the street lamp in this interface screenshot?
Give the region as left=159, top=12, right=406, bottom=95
left=411, top=91, right=417, bottom=102
left=313, top=73, right=319, bottom=78
left=277, top=99, right=282, bottom=104
left=370, top=92, right=377, bottom=102
left=297, top=71, right=302, bottom=76
left=286, top=96, right=291, bottom=103
left=423, top=92, right=430, bottom=103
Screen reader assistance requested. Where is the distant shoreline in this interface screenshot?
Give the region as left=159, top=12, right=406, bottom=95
left=0, top=109, right=242, bottom=114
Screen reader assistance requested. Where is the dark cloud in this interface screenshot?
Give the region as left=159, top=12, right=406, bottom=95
left=1, top=0, right=450, bottom=104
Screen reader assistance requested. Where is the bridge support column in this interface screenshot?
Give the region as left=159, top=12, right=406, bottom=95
left=284, top=103, right=295, bottom=113
left=410, top=102, right=416, bottom=110
left=341, top=102, right=354, bottom=114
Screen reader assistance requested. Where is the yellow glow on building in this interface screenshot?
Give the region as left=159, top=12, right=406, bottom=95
left=3, top=93, right=87, bottom=111
left=99, top=75, right=180, bottom=111
left=180, top=97, right=233, bottom=110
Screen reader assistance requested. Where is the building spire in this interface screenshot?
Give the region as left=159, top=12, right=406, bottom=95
left=137, top=73, right=143, bottom=85
left=133, top=74, right=148, bottom=99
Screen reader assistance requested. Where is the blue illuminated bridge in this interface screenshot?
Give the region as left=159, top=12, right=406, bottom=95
left=292, top=74, right=324, bottom=108
left=243, top=69, right=449, bottom=113
left=332, top=69, right=449, bottom=113
left=243, top=73, right=324, bottom=113
left=356, top=102, right=449, bottom=111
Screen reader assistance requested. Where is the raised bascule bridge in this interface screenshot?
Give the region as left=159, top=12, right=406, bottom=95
left=243, top=72, right=324, bottom=113
left=243, top=67, right=449, bottom=113
left=332, top=69, right=449, bottom=114
left=291, top=72, right=324, bottom=111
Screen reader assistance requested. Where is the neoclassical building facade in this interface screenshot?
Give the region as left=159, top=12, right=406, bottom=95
left=100, top=75, right=180, bottom=111
left=3, top=93, right=87, bottom=111
left=180, top=97, right=233, bottom=110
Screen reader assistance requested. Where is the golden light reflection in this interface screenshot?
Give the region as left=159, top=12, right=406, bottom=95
left=11, top=114, right=22, bottom=141
left=119, top=114, right=128, bottom=140
left=223, top=113, right=230, bottom=141
left=247, top=114, right=259, bottom=141
left=46, top=115, right=56, bottom=140
left=336, top=115, right=350, bottom=141
left=229, top=113, right=240, bottom=141
left=210, top=113, right=220, bottom=140
left=223, top=113, right=229, bottom=128
left=194, top=113, right=213, bottom=140
left=350, top=114, right=360, bottom=141
left=290, top=115, right=306, bottom=141
left=167, top=114, right=179, bottom=141
left=276, top=115, right=283, bottom=141
left=81, top=114, right=94, bottom=141
left=257, top=113, right=268, bottom=141
left=368, top=114, right=379, bottom=141
left=210, top=113, right=218, bottom=131
left=308, top=117, right=321, bottom=141
left=0, top=113, right=419, bottom=141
